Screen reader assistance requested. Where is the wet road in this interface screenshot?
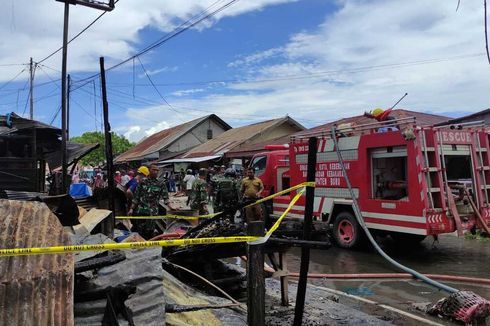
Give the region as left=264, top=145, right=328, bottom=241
left=285, top=235, right=490, bottom=325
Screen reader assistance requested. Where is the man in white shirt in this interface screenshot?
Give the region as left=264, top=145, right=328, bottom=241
left=183, top=169, right=196, bottom=206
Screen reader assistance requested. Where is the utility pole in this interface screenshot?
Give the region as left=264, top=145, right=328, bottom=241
left=100, top=57, right=115, bottom=237
left=67, top=74, right=71, bottom=139
left=56, top=0, right=114, bottom=194
left=60, top=1, right=69, bottom=194
left=29, top=57, right=34, bottom=120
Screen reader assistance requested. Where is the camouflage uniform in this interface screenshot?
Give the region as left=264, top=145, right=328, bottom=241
left=213, top=176, right=241, bottom=214
left=131, top=177, right=169, bottom=239
left=209, top=173, right=224, bottom=200
left=190, top=177, right=208, bottom=215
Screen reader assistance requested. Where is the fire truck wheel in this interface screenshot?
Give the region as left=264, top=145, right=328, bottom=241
left=333, top=212, right=364, bottom=249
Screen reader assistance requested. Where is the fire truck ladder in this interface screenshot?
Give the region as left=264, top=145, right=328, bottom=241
left=473, top=132, right=490, bottom=207
left=436, top=130, right=464, bottom=236
left=420, top=130, right=436, bottom=209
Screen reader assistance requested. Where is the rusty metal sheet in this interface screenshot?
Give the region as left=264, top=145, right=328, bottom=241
left=0, top=199, right=74, bottom=326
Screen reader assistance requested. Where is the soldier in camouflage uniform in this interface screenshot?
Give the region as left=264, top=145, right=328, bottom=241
left=214, top=168, right=241, bottom=216
left=190, top=168, right=209, bottom=215
left=128, top=164, right=169, bottom=239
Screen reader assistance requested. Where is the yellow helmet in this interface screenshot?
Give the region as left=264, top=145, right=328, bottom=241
left=371, top=108, right=384, bottom=117
left=137, top=166, right=149, bottom=176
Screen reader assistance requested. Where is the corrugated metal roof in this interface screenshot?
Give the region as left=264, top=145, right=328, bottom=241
left=74, top=247, right=166, bottom=325
left=115, top=114, right=231, bottom=163
left=294, top=109, right=449, bottom=138
left=0, top=199, right=74, bottom=325
left=438, top=108, right=490, bottom=125
left=226, top=135, right=291, bottom=158
left=183, top=116, right=304, bottom=158
left=0, top=113, right=59, bottom=136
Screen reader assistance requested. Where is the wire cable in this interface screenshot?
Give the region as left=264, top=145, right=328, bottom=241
left=106, top=52, right=485, bottom=89
left=485, top=0, right=490, bottom=64
left=0, top=68, right=27, bottom=91
left=136, top=57, right=178, bottom=114
left=37, top=0, right=121, bottom=64
left=72, top=0, right=240, bottom=88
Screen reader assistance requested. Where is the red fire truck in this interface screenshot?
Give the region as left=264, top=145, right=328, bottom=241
left=251, top=118, right=490, bottom=248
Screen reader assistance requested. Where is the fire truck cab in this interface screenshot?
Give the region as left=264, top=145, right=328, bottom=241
left=252, top=117, right=490, bottom=248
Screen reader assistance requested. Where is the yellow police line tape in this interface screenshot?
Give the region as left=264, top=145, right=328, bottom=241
left=0, top=182, right=313, bottom=257
left=115, top=181, right=315, bottom=220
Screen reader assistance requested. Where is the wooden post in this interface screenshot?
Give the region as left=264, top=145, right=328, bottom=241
left=60, top=1, right=69, bottom=194
left=100, top=57, right=115, bottom=238
left=293, top=136, right=317, bottom=326
left=279, top=252, right=289, bottom=306
left=247, top=221, right=265, bottom=326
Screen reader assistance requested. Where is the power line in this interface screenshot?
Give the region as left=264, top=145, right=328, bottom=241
left=107, top=52, right=486, bottom=89
left=0, top=68, right=27, bottom=91
left=136, top=57, right=179, bottom=114
left=0, top=63, right=28, bottom=67
left=73, top=73, right=326, bottom=126
left=37, top=0, right=121, bottom=64
left=50, top=104, right=62, bottom=125
left=105, top=85, right=323, bottom=124
left=70, top=95, right=101, bottom=126
left=72, top=0, right=240, bottom=88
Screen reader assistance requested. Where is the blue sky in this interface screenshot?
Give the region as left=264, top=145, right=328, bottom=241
left=0, top=0, right=489, bottom=142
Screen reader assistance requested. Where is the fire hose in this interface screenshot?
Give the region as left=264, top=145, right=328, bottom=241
left=331, top=126, right=459, bottom=294
left=330, top=127, right=490, bottom=323
left=287, top=272, right=490, bottom=286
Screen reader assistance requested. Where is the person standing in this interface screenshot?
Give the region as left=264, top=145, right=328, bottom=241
left=183, top=169, right=196, bottom=206
left=114, top=171, right=122, bottom=184
left=214, top=168, right=240, bottom=215
left=125, top=166, right=149, bottom=205
left=168, top=172, right=176, bottom=192
left=128, top=164, right=169, bottom=239
left=190, top=168, right=209, bottom=215
left=240, top=167, right=265, bottom=222
left=121, top=170, right=131, bottom=187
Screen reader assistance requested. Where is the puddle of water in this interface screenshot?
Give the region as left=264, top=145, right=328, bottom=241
left=284, top=235, right=490, bottom=325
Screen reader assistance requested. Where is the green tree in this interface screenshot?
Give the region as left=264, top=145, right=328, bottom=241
left=71, top=131, right=134, bottom=166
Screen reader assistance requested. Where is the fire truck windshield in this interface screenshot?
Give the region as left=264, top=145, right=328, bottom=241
left=251, top=155, right=267, bottom=176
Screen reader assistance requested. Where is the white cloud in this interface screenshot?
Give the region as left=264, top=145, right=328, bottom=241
left=159, top=0, right=490, bottom=128
left=122, top=125, right=141, bottom=142
left=0, top=0, right=295, bottom=80
left=7, top=0, right=486, bottom=139
left=137, top=66, right=178, bottom=78
left=171, top=88, right=205, bottom=97
left=228, top=47, right=284, bottom=68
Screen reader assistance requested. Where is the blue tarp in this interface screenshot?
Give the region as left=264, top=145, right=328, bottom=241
left=69, top=183, right=92, bottom=199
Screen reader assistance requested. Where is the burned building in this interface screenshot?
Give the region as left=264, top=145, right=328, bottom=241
left=0, top=113, right=98, bottom=194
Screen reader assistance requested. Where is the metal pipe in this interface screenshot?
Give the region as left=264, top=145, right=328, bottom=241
left=434, top=120, right=486, bottom=129
left=293, top=117, right=416, bottom=139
